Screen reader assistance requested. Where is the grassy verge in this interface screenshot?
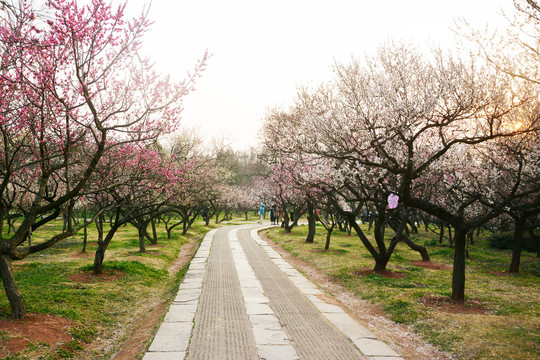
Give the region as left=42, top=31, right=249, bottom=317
left=0, top=216, right=235, bottom=359
left=264, top=223, right=539, bottom=360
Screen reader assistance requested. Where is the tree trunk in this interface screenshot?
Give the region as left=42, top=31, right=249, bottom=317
left=146, top=226, right=157, bottom=245
left=151, top=218, right=158, bottom=243
left=408, top=219, right=419, bottom=234
left=93, top=224, right=121, bottom=275
left=324, top=228, right=333, bottom=250
left=282, top=212, right=290, bottom=230
left=0, top=254, right=27, bottom=320
left=181, top=215, right=198, bottom=235
left=403, top=235, right=430, bottom=261
left=139, top=226, right=146, bottom=253
left=63, top=209, right=68, bottom=231
left=347, top=213, right=395, bottom=271
left=305, top=203, right=316, bottom=243
left=93, top=242, right=106, bottom=275
left=96, top=215, right=104, bottom=244
left=451, top=227, right=467, bottom=302
left=439, top=221, right=445, bottom=244
left=509, top=216, right=526, bottom=273
left=448, top=224, right=454, bottom=247
left=82, top=210, right=87, bottom=253
left=388, top=208, right=430, bottom=262
left=7, top=216, right=15, bottom=234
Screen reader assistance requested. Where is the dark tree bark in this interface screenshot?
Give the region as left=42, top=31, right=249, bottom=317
left=509, top=216, right=527, bottom=273
left=138, top=226, right=147, bottom=253
left=388, top=209, right=431, bottom=262
left=0, top=254, right=26, bottom=319
left=316, top=209, right=336, bottom=250
left=151, top=218, right=158, bottom=243
left=181, top=213, right=199, bottom=235
left=305, top=202, right=316, bottom=243
left=82, top=210, right=88, bottom=253
left=347, top=207, right=400, bottom=271
left=93, top=211, right=122, bottom=275
left=451, top=227, right=467, bottom=302
left=439, top=221, right=445, bottom=244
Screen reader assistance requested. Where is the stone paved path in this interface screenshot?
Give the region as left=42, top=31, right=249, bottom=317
left=143, top=224, right=404, bottom=360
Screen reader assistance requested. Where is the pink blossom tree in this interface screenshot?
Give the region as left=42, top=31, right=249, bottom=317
left=263, top=42, right=540, bottom=302
left=0, top=0, right=206, bottom=319
left=83, top=142, right=189, bottom=274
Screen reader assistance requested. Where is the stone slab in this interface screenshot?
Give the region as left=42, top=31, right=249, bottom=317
left=257, top=345, right=300, bottom=360
left=164, top=305, right=197, bottom=322
left=246, top=302, right=274, bottom=315
left=353, top=338, right=401, bottom=357
left=173, top=289, right=202, bottom=303
left=142, top=351, right=186, bottom=360
left=252, top=327, right=290, bottom=345
left=324, top=312, right=376, bottom=339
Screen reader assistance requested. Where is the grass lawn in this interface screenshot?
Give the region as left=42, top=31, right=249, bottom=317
left=0, top=215, right=239, bottom=359
left=263, top=223, right=540, bottom=360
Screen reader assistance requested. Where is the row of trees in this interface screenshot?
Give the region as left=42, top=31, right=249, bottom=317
left=258, top=2, right=540, bottom=303
left=2, top=0, right=539, bottom=322
left=0, top=0, right=265, bottom=321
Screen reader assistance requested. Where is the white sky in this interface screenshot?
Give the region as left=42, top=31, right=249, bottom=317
left=125, top=0, right=513, bottom=150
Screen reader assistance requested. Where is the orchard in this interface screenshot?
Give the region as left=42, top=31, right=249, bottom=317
left=0, top=0, right=538, bottom=358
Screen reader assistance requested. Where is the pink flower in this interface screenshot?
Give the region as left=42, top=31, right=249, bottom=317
left=387, top=193, right=399, bottom=209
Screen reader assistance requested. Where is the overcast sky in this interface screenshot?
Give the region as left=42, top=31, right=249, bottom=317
left=126, top=0, right=512, bottom=150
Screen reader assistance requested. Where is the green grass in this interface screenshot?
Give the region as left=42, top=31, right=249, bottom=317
left=0, top=214, right=246, bottom=359
left=264, top=223, right=540, bottom=360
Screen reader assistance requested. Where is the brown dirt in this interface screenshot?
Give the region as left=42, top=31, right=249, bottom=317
left=419, top=296, right=488, bottom=315
left=70, top=251, right=94, bottom=258
left=259, top=230, right=457, bottom=360
left=0, top=313, right=74, bottom=358
left=411, top=261, right=452, bottom=270
left=0, top=236, right=202, bottom=359
left=68, top=270, right=125, bottom=283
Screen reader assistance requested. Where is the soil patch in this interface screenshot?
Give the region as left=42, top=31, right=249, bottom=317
left=259, top=229, right=456, bottom=360
left=70, top=251, right=93, bottom=258
left=0, top=313, right=74, bottom=358
left=355, top=268, right=407, bottom=279
left=68, top=270, right=125, bottom=283
left=411, top=261, right=452, bottom=270
left=419, top=296, right=487, bottom=314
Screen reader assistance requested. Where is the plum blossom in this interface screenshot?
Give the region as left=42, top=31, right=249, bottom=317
left=387, top=193, right=399, bottom=209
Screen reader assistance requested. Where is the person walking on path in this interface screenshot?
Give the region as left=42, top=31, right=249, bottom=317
left=259, top=202, right=265, bottom=224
